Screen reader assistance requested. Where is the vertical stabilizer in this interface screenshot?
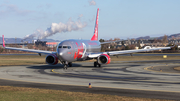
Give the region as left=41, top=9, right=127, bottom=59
left=91, top=8, right=99, bottom=41
left=2, top=35, right=5, bottom=47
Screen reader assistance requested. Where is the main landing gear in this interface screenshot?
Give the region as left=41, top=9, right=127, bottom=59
left=63, top=61, right=72, bottom=69
left=94, top=61, right=101, bottom=67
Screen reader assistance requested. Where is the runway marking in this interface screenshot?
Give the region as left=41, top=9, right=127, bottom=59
left=144, top=66, right=180, bottom=74
left=51, top=69, right=180, bottom=83
left=174, top=67, right=180, bottom=71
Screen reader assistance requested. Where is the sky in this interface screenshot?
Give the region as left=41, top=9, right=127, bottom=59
left=1, top=0, right=180, bottom=41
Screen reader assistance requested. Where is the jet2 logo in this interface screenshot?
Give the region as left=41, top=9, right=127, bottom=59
left=74, top=42, right=84, bottom=59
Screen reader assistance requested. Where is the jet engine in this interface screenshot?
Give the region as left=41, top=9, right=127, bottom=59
left=46, top=54, right=58, bottom=65
left=97, top=54, right=111, bottom=64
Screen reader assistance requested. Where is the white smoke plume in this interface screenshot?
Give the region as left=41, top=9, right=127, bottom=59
left=23, top=29, right=43, bottom=40
left=23, top=18, right=87, bottom=40
left=89, top=0, right=96, bottom=6
left=79, top=14, right=83, bottom=18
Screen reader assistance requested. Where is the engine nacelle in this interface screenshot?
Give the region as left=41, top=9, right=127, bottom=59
left=46, top=54, right=58, bottom=65
left=97, top=54, right=111, bottom=64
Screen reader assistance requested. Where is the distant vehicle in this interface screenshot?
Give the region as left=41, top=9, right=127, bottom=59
left=2, top=8, right=172, bottom=69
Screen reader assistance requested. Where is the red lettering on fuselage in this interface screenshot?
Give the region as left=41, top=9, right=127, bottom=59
left=74, top=42, right=84, bottom=59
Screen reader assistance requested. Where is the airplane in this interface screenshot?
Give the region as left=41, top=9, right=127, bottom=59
left=2, top=8, right=173, bottom=69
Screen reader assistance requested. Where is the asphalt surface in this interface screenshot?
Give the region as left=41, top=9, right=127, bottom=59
left=1, top=53, right=180, bottom=56
left=1, top=60, right=180, bottom=100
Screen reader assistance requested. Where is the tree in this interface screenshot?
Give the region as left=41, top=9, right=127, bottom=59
left=162, top=35, right=168, bottom=46
left=99, top=39, right=105, bottom=42
left=125, top=46, right=129, bottom=50
left=137, top=40, right=141, bottom=49
left=113, top=38, right=120, bottom=41
left=153, top=38, right=162, bottom=43
left=27, top=44, right=34, bottom=49
left=128, top=45, right=136, bottom=49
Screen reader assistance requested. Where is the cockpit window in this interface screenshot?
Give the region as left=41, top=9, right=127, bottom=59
left=63, top=46, right=67, bottom=48
left=59, top=46, right=71, bottom=49
left=68, top=46, right=71, bottom=49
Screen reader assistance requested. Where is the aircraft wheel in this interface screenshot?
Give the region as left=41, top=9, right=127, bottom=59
left=68, top=62, right=72, bottom=67
left=94, top=62, right=97, bottom=67
left=98, top=64, right=101, bottom=67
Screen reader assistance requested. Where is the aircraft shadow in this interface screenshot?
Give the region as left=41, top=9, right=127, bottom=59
left=26, top=63, right=85, bottom=69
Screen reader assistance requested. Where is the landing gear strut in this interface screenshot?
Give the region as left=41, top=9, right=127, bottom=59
left=63, top=64, right=68, bottom=69
left=94, top=61, right=101, bottom=67
left=63, top=61, right=72, bottom=69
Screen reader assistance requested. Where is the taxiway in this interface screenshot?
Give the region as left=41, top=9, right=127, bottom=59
left=0, top=60, right=180, bottom=100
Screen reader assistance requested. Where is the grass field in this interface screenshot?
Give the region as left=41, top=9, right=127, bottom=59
left=0, top=86, right=173, bottom=101
left=0, top=54, right=180, bottom=66
left=0, top=55, right=46, bottom=66
left=0, top=55, right=178, bottom=101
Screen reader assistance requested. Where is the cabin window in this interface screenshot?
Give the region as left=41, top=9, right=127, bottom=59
left=58, top=46, right=62, bottom=48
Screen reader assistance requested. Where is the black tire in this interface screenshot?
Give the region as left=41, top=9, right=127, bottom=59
left=94, top=62, right=97, bottom=67
left=68, top=63, right=72, bottom=67
left=98, top=64, right=101, bottom=67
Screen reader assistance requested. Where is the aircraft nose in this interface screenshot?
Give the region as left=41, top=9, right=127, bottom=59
left=59, top=52, right=63, bottom=56
left=58, top=51, right=65, bottom=61
left=59, top=51, right=65, bottom=58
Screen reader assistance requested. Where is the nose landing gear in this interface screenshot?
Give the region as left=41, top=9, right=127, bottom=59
left=63, top=61, right=72, bottom=69
left=63, top=64, right=68, bottom=69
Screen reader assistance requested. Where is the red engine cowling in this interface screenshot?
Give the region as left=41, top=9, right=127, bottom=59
left=97, top=54, right=111, bottom=64
left=45, top=54, right=58, bottom=65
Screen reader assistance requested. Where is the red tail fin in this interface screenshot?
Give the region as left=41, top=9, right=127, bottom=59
left=91, top=8, right=99, bottom=41
left=2, top=35, right=5, bottom=47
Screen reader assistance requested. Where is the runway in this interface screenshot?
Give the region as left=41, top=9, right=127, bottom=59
left=0, top=60, right=180, bottom=100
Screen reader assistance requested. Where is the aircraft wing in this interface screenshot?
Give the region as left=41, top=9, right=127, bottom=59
left=2, top=35, right=55, bottom=55
left=88, top=46, right=172, bottom=58
left=4, top=47, right=55, bottom=54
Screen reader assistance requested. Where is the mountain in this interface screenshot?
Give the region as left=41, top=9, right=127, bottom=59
left=136, top=36, right=150, bottom=40
left=167, top=33, right=180, bottom=39
left=136, top=33, right=180, bottom=40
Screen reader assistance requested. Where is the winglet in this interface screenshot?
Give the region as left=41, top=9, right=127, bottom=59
left=91, top=8, right=99, bottom=41
left=2, top=35, right=5, bottom=47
